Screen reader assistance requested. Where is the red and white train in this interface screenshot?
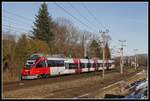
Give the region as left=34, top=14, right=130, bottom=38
left=21, top=53, right=115, bottom=80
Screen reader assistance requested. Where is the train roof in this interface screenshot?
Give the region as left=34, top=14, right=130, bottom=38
left=47, top=57, right=66, bottom=60
left=46, top=57, right=114, bottom=63
left=30, top=53, right=114, bottom=61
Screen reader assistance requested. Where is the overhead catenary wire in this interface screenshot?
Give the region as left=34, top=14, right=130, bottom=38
left=82, top=3, right=107, bottom=30
left=3, top=9, right=33, bottom=22
left=3, top=18, right=32, bottom=29
left=2, top=24, right=29, bottom=32
left=2, top=28, right=29, bottom=41
left=110, top=39, right=120, bottom=47
left=80, top=3, right=116, bottom=54
left=3, top=3, right=118, bottom=47
left=54, top=3, right=98, bottom=34
left=2, top=15, right=32, bottom=26
left=3, top=3, right=100, bottom=35
left=2, top=3, right=131, bottom=58
left=69, top=3, right=98, bottom=31
left=2, top=28, right=27, bottom=34
left=2, top=28, right=28, bottom=39
left=2, top=10, right=33, bottom=33
left=3, top=4, right=97, bottom=37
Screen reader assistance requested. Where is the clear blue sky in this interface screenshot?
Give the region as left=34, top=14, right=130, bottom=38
left=2, top=2, right=148, bottom=56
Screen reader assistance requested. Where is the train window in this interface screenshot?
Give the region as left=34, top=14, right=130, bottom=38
left=97, top=63, right=100, bottom=67
left=65, top=63, right=69, bottom=69
left=47, top=60, right=53, bottom=67
left=93, top=63, right=96, bottom=68
left=54, top=60, right=64, bottom=67
left=106, top=63, right=108, bottom=67
left=100, top=63, right=103, bottom=67
left=96, top=63, right=98, bottom=67
left=87, top=63, right=91, bottom=68
left=47, top=60, right=64, bottom=67
left=84, top=63, right=87, bottom=68
left=91, top=63, right=93, bottom=68
left=36, top=61, right=46, bottom=68
left=80, top=63, right=85, bottom=68
left=69, top=63, right=78, bottom=69
left=106, top=63, right=110, bottom=67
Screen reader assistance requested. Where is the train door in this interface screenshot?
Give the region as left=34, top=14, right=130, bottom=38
left=93, top=59, right=98, bottom=71
left=34, top=59, right=49, bottom=75
left=87, top=59, right=91, bottom=72
left=47, top=60, right=59, bottom=76
left=80, top=59, right=88, bottom=72
left=74, top=58, right=81, bottom=74
left=78, top=59, right=82, bottom=73
left=57, top=60, right=65, bottom=75
left=106, top=59, right=109, bottom=70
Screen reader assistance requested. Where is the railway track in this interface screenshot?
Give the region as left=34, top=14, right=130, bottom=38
left=44, top=69, right=143, bottom=98
left=3, top=69, right=118, bottom=92
left=3, top=67, right=144, bottom=98
left=3, top=69, right=143, bottom=92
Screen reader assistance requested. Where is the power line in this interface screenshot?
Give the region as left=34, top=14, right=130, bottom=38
left=3, top=28, right=29, bottom=36
left=54, top=3, right=97, bottom=34
left=3, top=24, right=29, bottom=31
left=2, top=24, right=29, bottom=32
left=2, top=28, right=29, bottom=40
left=3, top=9, right=33, bottom=22
left=82, top=3, right=107, bottom=30
left=110, top=39, right=120, bottom=47
left=69, top=3, right=98, bottom=31
left=3, top=18, right=32, bottom=29
left=2, top=28, right=28, bottom=38
left=2, top=15, right=32, bottom=25
left=3, top=28, right=25, bottom=34
left=2, top=10, right=33, bottom=33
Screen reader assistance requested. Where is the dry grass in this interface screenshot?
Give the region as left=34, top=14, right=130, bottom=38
left=3, top=72, right=119, bottom=98
left=3, top=69, right=19, bottom=83
left=2, top=67, right=146, bottom=98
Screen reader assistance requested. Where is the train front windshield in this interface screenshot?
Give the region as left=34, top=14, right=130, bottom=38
left=24, top=54, right=41, bottom=69
left=24, top=60, right=36, bottom=69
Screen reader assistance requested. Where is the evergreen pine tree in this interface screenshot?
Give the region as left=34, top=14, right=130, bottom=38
left=89, top=40, right=103, bottom=58
left=31, top=2, right=54, bottom=53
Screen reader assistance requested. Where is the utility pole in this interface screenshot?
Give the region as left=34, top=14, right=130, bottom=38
left=118, top=40, right=126, bottom=74
left=128, top=57, right=130, bottom=67
left=100, top=29, right=110, bottom=78
left=133, top=49, right=138, bottom=70
left=83, top=34, right=87, bottom=58
left=84, top=45, right=87, bottom=58
left=110, top=46, right=117, bottom=59
left=102, top=43, right=105, bottom=78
